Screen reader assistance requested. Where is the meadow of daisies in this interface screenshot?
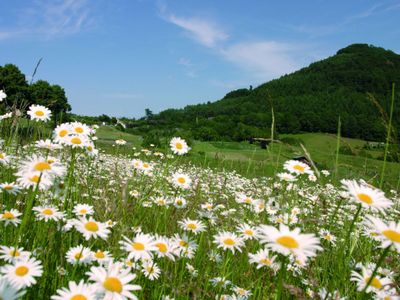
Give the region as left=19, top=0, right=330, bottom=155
left=0, top=95, right=400, bottom=299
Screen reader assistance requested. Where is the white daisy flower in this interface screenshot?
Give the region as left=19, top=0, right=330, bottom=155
left=92, top=250, right=113, bottom=265
left=86, top=262, right=141, bottom=300
left=0, top=257, right=43, bottom=289
left=73, top=204, right=94, bottom=217
left=248, top=248, right=277, bottom=270
left=0, top=90, right=7, bottom=101
left=0, top=246, right=30, bottom=263
left=258, top=224, right=322, bottom=261
left=236, top=223, right=259, bottom=240
left=27, top=104, right=51, bottom=122
left=284, top=160, right=313, bottom=175
left=120, top=233, right=157, bottom=262
left=171, top=172, right=192, bottom=189
left=178, top=218, right=206, bottom=235
left=351, top=266, right=392, bottom=293
left=33, top=206, right=65, bottom=222
left=341, top=179, right=392, bottom=212
left=169, top=137, right=190, bottom=155
left=142, top=261, right=161, bottom=280
left=0, top=209, right=22, bottom=227
left=0, top=277, right=26, bottom=300
left=365, top=216, right=400, bottom=252
left=213, top=231, right=244, bottom=253
left=0, top=182, right=20, bottom=195
left=0, top=152, right=11, bottom=165
left=66, top=245, right=93, bottom=265
left=75, top=217, right=110, bottom=241
left=51, top=280, right=97, bottom=300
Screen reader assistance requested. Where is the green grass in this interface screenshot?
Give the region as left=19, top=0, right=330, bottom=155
left=94, top=127, right=400, bottom=189
left=1, top=122, right=400, bottom=299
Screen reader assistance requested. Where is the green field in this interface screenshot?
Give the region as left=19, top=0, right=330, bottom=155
left=95, top=126, right=400, bottom=189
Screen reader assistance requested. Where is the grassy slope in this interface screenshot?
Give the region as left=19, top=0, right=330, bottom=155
left=96, top=127, right=400, bottom=189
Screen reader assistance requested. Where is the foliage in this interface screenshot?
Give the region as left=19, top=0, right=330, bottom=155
left=127, top=44, right=400, bottom=143
left=0, top=64, right=71, bottom=121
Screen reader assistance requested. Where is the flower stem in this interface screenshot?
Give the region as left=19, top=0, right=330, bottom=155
left=276, top=257, right=287, bottom=300
left=361, top=245, right=391, bottom=295
left=345, top=204, right=362, bottom=257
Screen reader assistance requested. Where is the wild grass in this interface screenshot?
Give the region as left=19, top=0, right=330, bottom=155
left=0, top=115, right=399, bottom=299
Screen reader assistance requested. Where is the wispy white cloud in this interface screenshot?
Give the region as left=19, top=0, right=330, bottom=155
left=220, top=41, right=302, bottom=80
left=289, top=3, right=400, bottom=37
left=0, top=0, right=93, bottom=41
left=159, top=5, right=228, bottom=48
left=178, top=57, right=197, bottom=77
left=160, top=6, right=311, bottom=81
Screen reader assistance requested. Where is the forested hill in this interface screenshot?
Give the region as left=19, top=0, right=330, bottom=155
left=130, top=44, right=400, bottom=142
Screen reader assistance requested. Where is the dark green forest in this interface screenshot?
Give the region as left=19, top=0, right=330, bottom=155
left=124, top=44, right=400, bottom=142
left=1, top=44, right=399, bottom=143
left=0, top=63, right=71, bottom=123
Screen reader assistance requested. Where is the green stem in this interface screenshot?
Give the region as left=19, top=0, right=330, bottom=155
left=334, top=115, right=341, bottom=180
left=361, top=245, right=391, bottom=296
left=345, top=204, right=362, bottom=257
left=276, top=257, right=288, bottom=300
left=380, top=83, right=395, bottom=189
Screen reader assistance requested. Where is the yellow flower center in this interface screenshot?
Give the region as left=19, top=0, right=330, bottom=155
left=71, top=295, right=87, bottom=300
left=223, top=238, right=236, bottom=246
left=293, top=165, right=305, bottom=172
left=29, top=175, right=40, bottom=183
left=365, top=277, right=382, bottom=289
left=75, top=127, right=84, bottom=133
left=244, top=229, right=253, bottom=236
left=71, top=137, right=82, bottom=145
left=132, top=242, right=145, bottom=251
left=34, top=162, right=51, bottom=172
left=276, top=236, right=299, bottom=249
left=176, top=200, right=183, bottom=205
left=35, top=110, right=44, bottom=117
left=179, top=240, right=188, bottom=247
left=74, top=253, right=83, bottom=260
left=260, top=258, right=272, bottom=265
left=155, top=243, right=168, bottom=253
left=146, top=266, right=154, bottom=273
left=15, top=266, right=29, bottom=276
left=59, top=129, right=68, bottom=137
left=10, top=249, right=20, bottom=257
left=95, top=251, right=105, bottom=259
left=2, top=212, right=15, bottom=219
left=3, top=185, right=13, bottom=190
left=187, top=223, right=197, bottom=230
left=177, top=177, right=186, bottom=184
left=382, top=229, right=400, bottom=243
left=143, top=163, right=149, bottom=168
left=42, top=208, right=53, bottom=215
left=79, top=209, right=88, bottom=214
left=84, top=221, right=99, bottom=232
left=357, top=193, right=373, bottom=205
left=103, top=277, right=123, bottom=293
left=244, top=198, right=252, bottom=204
left=0, top=153, right=4, bottom=159
left=87, top=146, right=93, bottom=152
left=175, top=142, right=183, bottom=150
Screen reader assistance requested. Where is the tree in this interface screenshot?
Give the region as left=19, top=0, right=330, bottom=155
left=0, top=64, right=29, bottom=108
left=145, top=108, right=153, bottom=119
left=29, top=80, right=71, bottom=123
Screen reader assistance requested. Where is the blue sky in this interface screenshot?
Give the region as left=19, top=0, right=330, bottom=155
left=0, top=0, right=399, bottom=118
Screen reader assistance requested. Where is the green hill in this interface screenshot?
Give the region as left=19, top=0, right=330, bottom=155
left=128, top=44, right=400, bottom=143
